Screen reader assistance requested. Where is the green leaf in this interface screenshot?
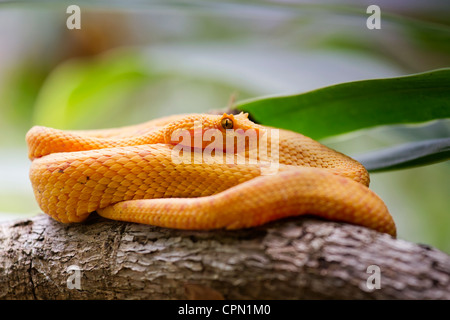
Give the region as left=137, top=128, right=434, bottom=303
left=236, top=68, right=450, bottom=140
left=354, top=138, right=450, bottom=172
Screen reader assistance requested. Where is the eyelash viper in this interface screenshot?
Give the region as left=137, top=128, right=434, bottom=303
left=26, top=113, right=396, bottom=236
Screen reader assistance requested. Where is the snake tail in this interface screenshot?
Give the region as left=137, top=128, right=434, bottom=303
left=98, top=168, right=396, bottom=236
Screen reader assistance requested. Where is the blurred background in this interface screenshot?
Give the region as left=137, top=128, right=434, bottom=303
left=0, top=0, right=449, bottom=251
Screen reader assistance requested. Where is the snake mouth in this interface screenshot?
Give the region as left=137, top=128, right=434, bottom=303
left=167, top=126, right=265, bottom=154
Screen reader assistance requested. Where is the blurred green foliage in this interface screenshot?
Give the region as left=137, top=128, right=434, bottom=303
left=33, top=51, right=150, bottom=129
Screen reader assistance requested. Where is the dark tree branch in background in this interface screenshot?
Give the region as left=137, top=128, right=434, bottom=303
left=0, top=214, right=449, bottom=299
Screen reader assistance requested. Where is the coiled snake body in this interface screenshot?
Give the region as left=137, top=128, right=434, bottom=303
left=26, top=113, right=396, bottom=236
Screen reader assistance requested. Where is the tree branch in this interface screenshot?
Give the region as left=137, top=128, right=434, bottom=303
left=0, top=214, right=449, bottom=299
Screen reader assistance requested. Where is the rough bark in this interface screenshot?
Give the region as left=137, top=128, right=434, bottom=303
left=0, top=214, right=449, bottom=300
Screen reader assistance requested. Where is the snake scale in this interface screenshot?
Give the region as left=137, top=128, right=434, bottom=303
left=26, top=112, right=396, bottom=236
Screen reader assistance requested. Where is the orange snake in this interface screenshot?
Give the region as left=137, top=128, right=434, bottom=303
left=26, top=113, right=396, bottom=236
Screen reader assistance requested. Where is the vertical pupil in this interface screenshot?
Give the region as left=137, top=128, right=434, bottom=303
left=222, top=118, right=233, bottom=129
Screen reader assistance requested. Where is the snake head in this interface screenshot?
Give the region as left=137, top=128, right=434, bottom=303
left=218, top=112, right=256, bottom=131
left=165, top=112, right=264, bottom=153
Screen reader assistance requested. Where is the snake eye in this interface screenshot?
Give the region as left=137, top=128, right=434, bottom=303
left=221, top=117, right=234, bottom=130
